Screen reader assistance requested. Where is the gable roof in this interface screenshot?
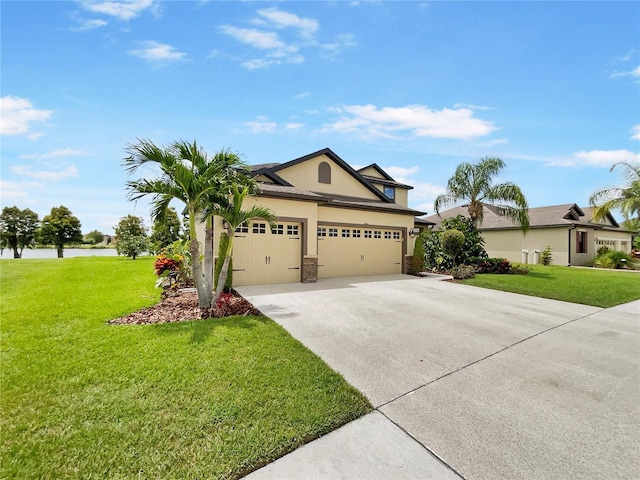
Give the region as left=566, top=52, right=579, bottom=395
left=420, top=203, right=626, bottom=231
left=253, top=148, right=393, bottom=203
left=357, top=164, right=414, bottom=190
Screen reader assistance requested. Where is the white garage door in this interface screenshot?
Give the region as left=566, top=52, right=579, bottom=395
left=232, top=221, right=302, bottom=286
left=318, top=226, right=403, bottom=278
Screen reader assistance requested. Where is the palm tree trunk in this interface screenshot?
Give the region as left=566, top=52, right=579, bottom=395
left=212, top=231, right=234, bottom=305
left=202, top=216, right=214, bottom=303
left=188, top=210, right=213, bottom=308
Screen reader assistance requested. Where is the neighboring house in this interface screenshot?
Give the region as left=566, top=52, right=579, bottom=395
left=419, top=203, right=634, bottom=266
left=200, top=148, right=424, bottom=286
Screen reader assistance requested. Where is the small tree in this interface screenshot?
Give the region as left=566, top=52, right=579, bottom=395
left=39, top=206, right=82, bottom=258
left=441, top=229, right=465, bottom=267
left=149, top=206, right=182, bottom=253
left=85, top=230, right=105, bottom=245
left=115, top=215, right=149, bottom=259
left=0, top=206, right=40, bottom=258
left=410, top=236, right=426, bottom=275
left=541, top=246, right=553, bottom=266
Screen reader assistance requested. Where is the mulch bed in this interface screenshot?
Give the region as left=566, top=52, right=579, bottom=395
left=109, top=290, right=262, bottom=325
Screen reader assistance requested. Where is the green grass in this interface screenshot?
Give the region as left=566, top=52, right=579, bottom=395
left=0, top=257, right=371, bottom=479
left=460, top=265, right=640, bottom=308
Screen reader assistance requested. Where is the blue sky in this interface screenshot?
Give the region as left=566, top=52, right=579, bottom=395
left=2, top=1, right=639, bottom=235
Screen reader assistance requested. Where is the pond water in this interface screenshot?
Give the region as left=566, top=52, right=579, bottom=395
left=0, top=248, right=122, bottom=259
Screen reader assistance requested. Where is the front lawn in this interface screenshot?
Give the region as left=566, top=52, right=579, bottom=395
left=0, top=257, right=371, bottom=479
left=460, top=265, right=640, bottom=308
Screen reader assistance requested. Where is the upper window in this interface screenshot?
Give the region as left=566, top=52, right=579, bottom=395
left=236, top=222, right=249, bottom=233
left=287, top=225, right=299, bottom=236
left=576, top=231, right=588, bottom=253
left=272, top=224, right=284, bottom=235
left=384, top=186, right=395, bottom=200
left=253, top=223, right=266, bottom=234
left=318, top=162, right=331, bottom=184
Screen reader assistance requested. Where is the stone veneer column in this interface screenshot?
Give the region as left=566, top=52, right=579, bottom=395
left=302, top=255, right=318, bottom=283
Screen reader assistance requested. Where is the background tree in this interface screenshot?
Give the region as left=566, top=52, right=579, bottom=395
left=114, top=215, right=149, bottom=260
left=206, top=185, right=277, bottom=305
left=589, top=162, right=640, bottom=223
left=85, top=230, right=105, bottom=245
left=149, top=206, right=182, bottom=253
left=434, top=157, right=529, bottom=231
left=39, top=206, right=83, bottom=258
left=123, top=139, right=252, bottom=308
left=0, top=206, right=40, bottom=258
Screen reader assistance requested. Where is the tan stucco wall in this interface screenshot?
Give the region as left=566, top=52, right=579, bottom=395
left=395, top=188, right=409, bottom=207
left=482, top=228, right=569, bottom=265
left=276, top=154, right=379, bottom=199
left=482, top=227, right=633, bottom=266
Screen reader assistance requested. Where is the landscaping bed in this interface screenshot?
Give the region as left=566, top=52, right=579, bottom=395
left=109, top=289, right=261, bottom=324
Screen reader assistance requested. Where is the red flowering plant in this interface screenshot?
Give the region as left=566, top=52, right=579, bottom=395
left=153, top=240, right=192, bottom=290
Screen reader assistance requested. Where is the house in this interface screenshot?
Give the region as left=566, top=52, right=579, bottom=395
left=201, top=148, right=425, bottom=286
left=419, top=203, right=634, bottom=266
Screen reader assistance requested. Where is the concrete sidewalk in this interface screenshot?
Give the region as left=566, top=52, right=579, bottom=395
left=240, top=275, right=640, bottom=480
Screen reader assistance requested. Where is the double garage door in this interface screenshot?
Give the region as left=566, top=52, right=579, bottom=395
left=231, top=222, right=404, bottom=285
left=318, top=225, right=403, bottom=278
left=232, top=221, right=302, bottom=286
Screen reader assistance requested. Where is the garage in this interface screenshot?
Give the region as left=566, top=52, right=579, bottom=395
left=232, top=221, right=302, bottom=286
left=317, top=225, right=403, bottom=278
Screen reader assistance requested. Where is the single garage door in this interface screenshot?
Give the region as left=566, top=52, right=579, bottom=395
left=232, top=221, right=302, bottom=286
left=318, top=226, right=403, bottom=278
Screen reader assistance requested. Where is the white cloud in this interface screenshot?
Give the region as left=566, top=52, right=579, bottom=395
left=19, top=148, right=88, bottom=160
left=219, top=9, right=354, bottom=69
left=324, top=104, right=497, bottom=140
left=610, top=65, right=640, bottom=79
left=0, top=96, right=53, bottom=137
left=632, top=124, right=640, bottom=141
left=10, top=165, right=80, bottom=182
left=550, top=149, right=640, bottom=167
left=0, top=180, right=31, bottom=199
left=295, top=92, right=311, bottom=99
left=72, top=18, right=108, bottom=31
left=128, top=41, right=187, bottom=64
left=285, top=123, right=304, bottom=130
left=378, top=165, right=446, bottom=207
left=453, top=103, right=492, bottom=111
left=80, top=0, right=155, bottom=21
left=256, top=7, right=318, bottom=38
left=246, top=120, right=277, bottom=133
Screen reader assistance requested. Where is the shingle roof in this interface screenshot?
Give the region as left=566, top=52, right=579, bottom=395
left=419, top=203, right=625, bottom=230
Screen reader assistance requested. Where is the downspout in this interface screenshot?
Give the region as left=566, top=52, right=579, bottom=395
left=567, top=225, right=576, bottom=266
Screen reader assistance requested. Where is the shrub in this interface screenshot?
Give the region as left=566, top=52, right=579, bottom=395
left=410, top=236, right=426, bottom=275
left=451, top=264, right=476, bottom=280
left=541, top=246, right=553, bottom=265
left=422, top=215, right=488, bottom=271
left=595, top=250, right=637, bottom=269
left=596, top=245, right=611, bottom=257
left=441, top=229, right=465, bottom=266
left=476, top=257, right=513, bottom=274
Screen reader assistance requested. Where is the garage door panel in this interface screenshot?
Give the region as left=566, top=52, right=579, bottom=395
left=230, top=222, right=301, bottom=286
left=318, top=226, right=402, bottom=278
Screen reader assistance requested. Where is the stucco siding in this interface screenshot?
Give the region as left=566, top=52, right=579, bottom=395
left=276, top=154, right=379, bottom=199
left=482, top=228, right=569, bottom=265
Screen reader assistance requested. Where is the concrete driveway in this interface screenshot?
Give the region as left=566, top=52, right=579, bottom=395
left=239, top=275, right=640, bottom=480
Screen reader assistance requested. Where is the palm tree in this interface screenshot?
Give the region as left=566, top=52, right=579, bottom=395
left=434, top=157, right=529, bottom=231
left=589, top=162, right=640, bottom=223
left=204, top=185, right=277, bottom=305
left=123, top=139, right=251, bottom=308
